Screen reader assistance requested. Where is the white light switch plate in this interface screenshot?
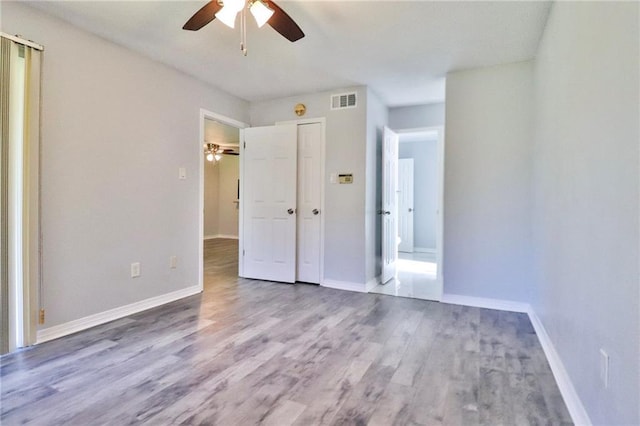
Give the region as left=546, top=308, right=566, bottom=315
left=131, top=262, right=141, bottom=278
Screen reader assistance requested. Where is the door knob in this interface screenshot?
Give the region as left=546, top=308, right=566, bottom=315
left=408, top=208, right=413, bottom=212
left=384, top=210, right=391, bottom=215
left=378, top=210, right=391, bottom=215
left=312, top=209, right=320, bottom=215
left=287, top=208, right=295, bottom=215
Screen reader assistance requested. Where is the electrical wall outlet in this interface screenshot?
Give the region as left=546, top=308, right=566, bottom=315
left=600, top=348, right=609, bottom=388
left=170, top=256, right=177, bottom=269
left=131, top=262, right=141, bottom=278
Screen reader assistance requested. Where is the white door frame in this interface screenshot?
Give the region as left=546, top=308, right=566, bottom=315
left=198, top=109, right=247, bottom=290
left=396, top=126, right=445, bottom=299
left=275, top=118, right=326, bottom=285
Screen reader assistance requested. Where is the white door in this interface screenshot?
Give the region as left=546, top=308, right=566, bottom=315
left=242, top=125, right=298, bottom=283
left=398, top=158, right=414, bottom=253
left=296, top=123, right=322, bottom=284
left=382, top=126, right=399, bottom=283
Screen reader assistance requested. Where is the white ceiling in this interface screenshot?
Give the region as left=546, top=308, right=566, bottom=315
left=25, top=0, right=552, bottom=107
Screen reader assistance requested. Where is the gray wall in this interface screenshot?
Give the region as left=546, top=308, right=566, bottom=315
left=444, top=61, right=533, bottom=302
left=249, top=86, right=369, bottom=285
left=399, top=139, right=438, bottom=250
left=3, top=2, right=249, bottom=328
left=389, top=103, right=445, bottom=129
left=531, top=2, right=639, bottom=424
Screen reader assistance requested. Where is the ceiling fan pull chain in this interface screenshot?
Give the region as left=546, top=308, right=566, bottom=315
left=240, top=5, right=248, bottom=56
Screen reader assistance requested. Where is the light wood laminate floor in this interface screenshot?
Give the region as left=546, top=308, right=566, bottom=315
left=0, top=238, right=572, bottom=425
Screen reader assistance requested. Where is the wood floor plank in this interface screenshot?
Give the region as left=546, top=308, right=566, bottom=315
left=0, top=238, right=572, bottom=425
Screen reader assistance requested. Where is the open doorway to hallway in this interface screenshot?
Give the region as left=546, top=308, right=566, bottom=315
left=199, top=110, right=246, bottom=290
left=371, top=126, right=444, bottom=301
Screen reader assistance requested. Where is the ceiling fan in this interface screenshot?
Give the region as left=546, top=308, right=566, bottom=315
left=183, top=0, right=304, bottom=55
left=205, top=143, right=239, bottom=162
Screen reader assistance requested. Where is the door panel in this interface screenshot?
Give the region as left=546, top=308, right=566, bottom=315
left=382, top=126, right=399, bottom=283
left=243, top=125, right=297, bottom=283
left=296, top=123, right=322, bottom=284
left=398, top=159, right=414, bottom=253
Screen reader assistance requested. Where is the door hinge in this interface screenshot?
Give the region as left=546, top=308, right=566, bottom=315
left=243, top=249, right=245, bottom=256
left=243, top=141, right=246, bottom=149
left=39, top=309, right=45, bottom=324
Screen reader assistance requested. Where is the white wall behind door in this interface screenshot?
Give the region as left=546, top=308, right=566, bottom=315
left=218, top=157, right=239, bottom=237
left=399, top=138, right=438, bottom=251
left=204, top=160, right=220, bottom=237
left=204, top=156, right=239, bottom=239
left=397, top=159, right=414, bottom=253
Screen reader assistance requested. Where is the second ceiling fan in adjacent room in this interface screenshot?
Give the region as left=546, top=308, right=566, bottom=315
left=205, top=143, right=239, bottom=162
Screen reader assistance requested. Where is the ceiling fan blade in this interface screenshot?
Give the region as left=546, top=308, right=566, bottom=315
left=183, top=1, right=222, bottom=31
left=264, top=0, right=305, bottom=42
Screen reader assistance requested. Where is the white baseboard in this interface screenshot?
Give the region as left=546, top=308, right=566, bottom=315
left=440, top=293, right=590, bottom=426
left=441, top=293, right=529, bottom=313
left=204, top=234, right=238, bottom=240
left=321, top=279, right=367, bottom=293
left=414, top=247, right=436, bottom=254
left=365, top=276, right=380, bottom=292
left=527, top=308, right=592, bottom=426
left=36, top=285, right=202, bottom=344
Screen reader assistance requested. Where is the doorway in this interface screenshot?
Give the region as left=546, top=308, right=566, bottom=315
left=371, top=126, right=444, bottom=301
left=1, top=35, right=43, bottom=354
left=198, top=109, right=247, bottom=291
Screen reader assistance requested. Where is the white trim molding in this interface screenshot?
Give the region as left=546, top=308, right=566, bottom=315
left=527, top=308, right=592, bottom=426
left=441, top=293, right=529, bottom=313
left=321, top=279, right=367, bottom=293
left=36, top=285, right=201, bottom=344
left=414, top=247, right=436, bottom=254
left=365, top=276, right=381, bottom=292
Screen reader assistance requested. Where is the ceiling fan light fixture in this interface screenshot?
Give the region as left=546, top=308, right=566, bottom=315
left=215, top=153, right=222, bottom=161
left=206, top=152, right=215, bottom=162
left=250, top=0, right=274, bottom=28
left=215, top=5, right=240, bottom=28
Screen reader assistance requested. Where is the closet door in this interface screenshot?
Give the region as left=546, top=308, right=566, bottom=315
left=296, top=123, right=322, bottom=284
left=242, top=125, right=297, bottom=283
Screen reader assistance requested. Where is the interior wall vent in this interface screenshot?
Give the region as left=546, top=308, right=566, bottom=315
left=330, top=92, right=357, bottom=110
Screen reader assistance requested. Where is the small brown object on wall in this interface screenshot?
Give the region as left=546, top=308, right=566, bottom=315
left=294, top=103, right=306, bottom=117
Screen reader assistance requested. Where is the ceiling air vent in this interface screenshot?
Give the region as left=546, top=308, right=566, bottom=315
left=331, top=92, right=357, bottom=110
